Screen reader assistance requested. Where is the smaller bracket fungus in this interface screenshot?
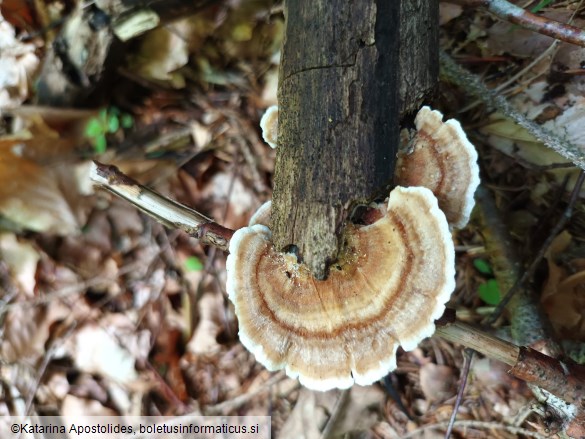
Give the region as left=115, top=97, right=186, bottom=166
left=258, top=105, right=480, bottom=228
left=259, top=105, right=279, bottom=149
left=249, top=200, right=272, bottom=227
left=227, top=186, right=455, bottom=391
left=395, top=106, right=480, bottom=229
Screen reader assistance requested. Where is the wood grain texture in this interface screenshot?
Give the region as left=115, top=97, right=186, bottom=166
left=272, top=0, right=401, bottom=279
left=399, top=0, right=439, bottom=114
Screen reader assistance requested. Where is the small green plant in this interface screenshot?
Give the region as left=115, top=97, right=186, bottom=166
left=473, top=258, right=501, bottom=305
left=530, top=0, right=554, bottom=14
left=478, top=278, right=501, bottom=305
left=84, top=107, right=134, bottom=154
left=183, top=256, right=203, bottom=272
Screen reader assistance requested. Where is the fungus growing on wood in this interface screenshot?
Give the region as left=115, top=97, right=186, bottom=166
left=258, top=105, right=480, bottom=228
left=259, top=105, right=279, bottom=149
left=249, top=200, right=272, bottom=227
left=226, top=186, right=455, bottom=391
left=395, top=106, right=480, bottom=229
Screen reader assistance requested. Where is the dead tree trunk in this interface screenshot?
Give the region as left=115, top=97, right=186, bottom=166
left=399, top=0, right=439, bottom=114
left=272, top=0, right=438, bottom=279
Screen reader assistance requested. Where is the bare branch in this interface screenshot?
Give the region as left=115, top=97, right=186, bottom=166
left=436, top=320, right=585, bottom=407
left=440, top=51, right=585, bottom=170
left=89, top=161, right=234, bottom=251
left=451, top=0, right=585, bottom=47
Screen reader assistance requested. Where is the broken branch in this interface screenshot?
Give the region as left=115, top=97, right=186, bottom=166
left=436, top=320, right=585, bottom=407
left=89, top=161, right=234, bottom=251
left=451, top=0, right=585, bottom=47
left=439, top=51, right=585, bottom=171
left=90, top=161, right=585, bottom=407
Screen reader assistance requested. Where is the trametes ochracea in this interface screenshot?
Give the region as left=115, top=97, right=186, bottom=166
left=226, top=106, right=480, bottom=391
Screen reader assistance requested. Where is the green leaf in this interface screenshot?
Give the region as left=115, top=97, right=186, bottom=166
left=531, top=0, right=554, bottom=13
left=94, top=135, right=107, bottom=154
left=85, top=118, right=105, bottom=138
left=473, top=258, right=493, bottom=275
left=107, top=114, right=120, bottom=133
left=99, top=108, right=108, bottom=122
left=121, top=113, right=134, bottom=129
left=184, top=256, right=203, bottom=272
left=478, top=279, right=501, bottom=305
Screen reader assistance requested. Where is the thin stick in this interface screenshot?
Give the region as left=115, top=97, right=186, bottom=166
left=402, top=419, right=548, bottom=439
left=487, top=170, right=585, bottom=324
left=440, top=51, right=585, bottom=170
left=435, top=320, right=585, bottom=407
left=443, top=348, right=474, bottom=439
left=436, top=321, right=519, bottom=366
left=485, top=0, right=585, bottom=47
left=89, top=161, right=234, bottom=251
left=320, top=389, right=350, bottom=439
left=452, top=0, right=585, bottom=47
left=203, top=372, right=287, bottom=415
left=23, top=323, right=77, bottom=418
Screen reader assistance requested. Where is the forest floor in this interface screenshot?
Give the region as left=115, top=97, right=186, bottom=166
left=0, top=1, right=584, bottom=438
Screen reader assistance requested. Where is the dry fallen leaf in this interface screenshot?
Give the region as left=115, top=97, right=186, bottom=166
left=0, top=233, right=39, bottom=296
left=278, top=389, right=324, bottom=439
left=542, top=232, right=585, bottom=340
left=419, top=363, right=457, bottom=403
left=0, top=11, right=39, bottom=106
left=0, top=155, right=85, bottom=234
left=68, top=319, right=144, bottom=384
left=127, top=23, right=190, bottom=88
left=187, top=291, right=223, bottom=355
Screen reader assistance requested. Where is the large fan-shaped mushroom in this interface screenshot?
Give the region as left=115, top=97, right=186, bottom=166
left=227, top=186, right=454, bottom=391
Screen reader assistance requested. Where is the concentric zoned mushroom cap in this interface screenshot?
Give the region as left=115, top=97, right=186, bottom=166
left=226, top=186, right=455, bottom=391
left=395, top=106, right=480, bottom=229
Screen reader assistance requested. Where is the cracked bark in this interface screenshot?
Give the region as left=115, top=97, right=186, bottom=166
left=272, top=0, right=438, bottom=279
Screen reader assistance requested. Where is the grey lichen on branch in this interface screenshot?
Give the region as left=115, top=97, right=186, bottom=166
left=89, top=161, right=234, bottom=250
left=453, top=0, right=585, bottom=48
left=440, top=51, right=585, bottom=171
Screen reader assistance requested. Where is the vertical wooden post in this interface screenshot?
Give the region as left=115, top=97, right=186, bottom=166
left=271, top=0, right=438, bottom=279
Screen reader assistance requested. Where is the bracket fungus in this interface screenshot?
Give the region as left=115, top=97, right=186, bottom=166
left=395, top=106, right=480, bottom=229
left=229, top=105, right=480, bottom=390
left=259, top=105, right=279, bottom=149
left=259, top=105, right=480, bottom=229
left=248, top=200, right=272, bottom=227
left=227, top=186, right=455, bottom=391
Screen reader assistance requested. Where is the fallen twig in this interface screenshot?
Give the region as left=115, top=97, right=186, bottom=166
left=440, top=51, right=585, bottom=170
left=89, top=161, right=234, bottom=251
left=320, top=389, right=350, bottom=439
left=203, top=372, right=287, bottom=415
left=443, top=348, right=473, bottom=439
left=401, top=419, right=549, bottom=439
left=435, top=320, right=585, bottom=407
left=450, top=0, right=585, bottom=47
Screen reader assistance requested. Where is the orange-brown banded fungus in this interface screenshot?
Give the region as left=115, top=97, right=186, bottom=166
left=226, top=186, right=455, bottom=391
left=395, top=106, right=480, bottom=229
